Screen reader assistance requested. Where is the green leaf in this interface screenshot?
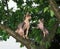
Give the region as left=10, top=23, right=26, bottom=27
left=50, top=10, right=54, bottom=17
left=57, top=27, right=60, bottom=34
left=45, top=41, right=50, bottom=48
left=44, top=7, right=48, bottom=13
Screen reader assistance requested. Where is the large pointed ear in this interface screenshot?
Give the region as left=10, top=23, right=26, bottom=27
left=39, top=18, right=44, bottom=23
left=41, top=18, right=44, bottom=21
left=24, top=12, right=29, bottom=19
left=25, top=12, right=29, bottom=16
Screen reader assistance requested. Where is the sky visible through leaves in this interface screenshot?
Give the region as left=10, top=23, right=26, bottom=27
left=0, top=0, right=27, bottom=49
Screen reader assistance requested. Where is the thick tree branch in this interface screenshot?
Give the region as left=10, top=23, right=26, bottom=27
left=0, top=0, right=59, bottom=49
left=0, top=22, right=58, bottom=49
left=0, top=24, right=41, bottom=49
left=0, top=24, right=32, bottom=49
left=48, top=0, right=60, bottom=21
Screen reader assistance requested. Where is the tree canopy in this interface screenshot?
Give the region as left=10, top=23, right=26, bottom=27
left=0, top=0, right=60, bottom=49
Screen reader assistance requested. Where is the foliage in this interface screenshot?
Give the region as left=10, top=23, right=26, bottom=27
left=0, top=0, right=60, bottom=49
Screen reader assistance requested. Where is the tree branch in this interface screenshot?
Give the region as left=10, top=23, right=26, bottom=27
left=48, top=0, right=60, bottom=21
left=0, top=24, right=32, bottom=49
left=0, top=24, right=42, bottom=49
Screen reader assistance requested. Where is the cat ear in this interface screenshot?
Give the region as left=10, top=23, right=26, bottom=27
left=41, top=18, right=44, bottom=21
